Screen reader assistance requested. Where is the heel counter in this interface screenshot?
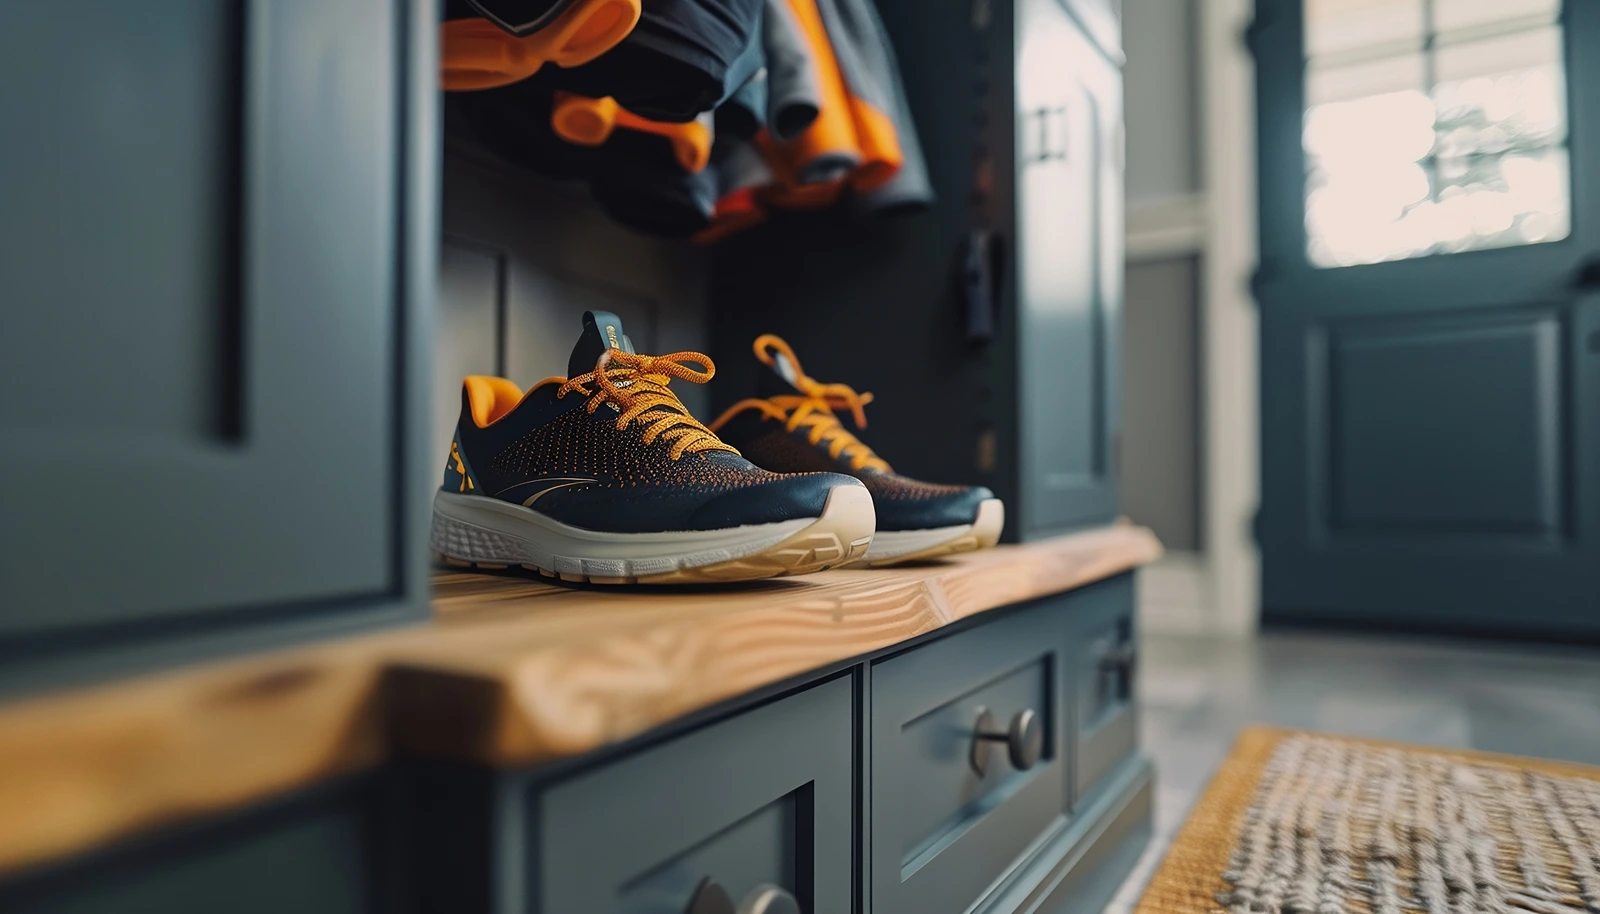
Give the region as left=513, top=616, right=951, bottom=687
left=442, top=431, right=479, bottom=493
left=443, top=384, right=480, bottom=493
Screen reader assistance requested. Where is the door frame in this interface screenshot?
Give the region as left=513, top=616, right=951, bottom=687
left=1200, top=0, right=1262, bottom=636
left=1128, top=0, right=1261, bottom=636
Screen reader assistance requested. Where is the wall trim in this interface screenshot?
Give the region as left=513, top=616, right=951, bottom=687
left=1137, top=551, right=1216, bottom=636
left=1126, top=193, right=1208, bottom=262
left=1198, top=0, right=1262, bottom=636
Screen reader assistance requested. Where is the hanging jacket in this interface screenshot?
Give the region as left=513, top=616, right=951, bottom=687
left=544, top=0, right=766, bottom=122
left=822, top=0, right=931, bottom=210
left=440, top=0, right=642, bottom=91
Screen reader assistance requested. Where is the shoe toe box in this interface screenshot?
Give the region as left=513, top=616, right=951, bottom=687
left=689, top=472, right=866, bottom=530
left=867, top=478, right=994, bottom=531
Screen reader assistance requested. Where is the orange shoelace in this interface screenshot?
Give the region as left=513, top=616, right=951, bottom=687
left=711, top=335, right=892, bottom=473
left=559, top=349, right=738, bottom=459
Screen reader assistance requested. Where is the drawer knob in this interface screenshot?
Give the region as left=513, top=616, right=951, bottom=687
left=971, top=706, right=1044, bottom=775
left=739, top=884, right=802, bottom=914
left=685, top=877, right=736, bottom=914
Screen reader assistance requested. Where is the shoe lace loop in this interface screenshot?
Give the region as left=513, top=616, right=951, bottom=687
left=558, top=349, right=738, bottom=460
left=716, top=334, right=891, bottom=473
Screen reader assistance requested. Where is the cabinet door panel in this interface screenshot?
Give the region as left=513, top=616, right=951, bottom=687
left=1068, top=576, right=1139, bottom=804
left=0, top=0, right=432, bottom=689
left=1016, top=0, right=1123, bottom=537
left=538, top=677, right=854, bottom=914
left=870, top=604, right=1074, bottom=914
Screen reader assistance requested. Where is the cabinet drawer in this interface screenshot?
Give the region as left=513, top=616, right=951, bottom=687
left=870, top=605, right=1072, bottom=914
left=1071, top=576, right=1138, bottom=803
left=537, top=676, right=852, bottom=914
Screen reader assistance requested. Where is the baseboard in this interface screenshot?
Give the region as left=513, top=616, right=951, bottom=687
left=1138, top=552, right=1216, bottom=636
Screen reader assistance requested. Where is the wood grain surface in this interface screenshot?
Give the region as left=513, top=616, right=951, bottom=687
left=387, top=524, right=1163, bottom=765
left=0, top=640, right=399, bottom=875
left=0, top=525, right=1159, bottom=876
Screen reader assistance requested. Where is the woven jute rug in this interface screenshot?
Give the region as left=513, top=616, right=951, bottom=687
left=1135, top=727, right=1600, bottom=914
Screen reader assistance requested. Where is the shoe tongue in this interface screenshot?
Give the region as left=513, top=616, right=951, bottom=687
left=567, top=310, right=636, bottom=379
left=756, top=347, right=805, bottom=398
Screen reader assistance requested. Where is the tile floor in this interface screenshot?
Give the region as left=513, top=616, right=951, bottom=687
left=1099, top=630, right=1600, bottom=914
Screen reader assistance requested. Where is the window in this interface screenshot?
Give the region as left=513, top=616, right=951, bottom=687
left=1303, top=0, right=1568, bottom=267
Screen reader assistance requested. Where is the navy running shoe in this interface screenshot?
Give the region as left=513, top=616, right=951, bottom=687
left=432, top=312, right=875, bottom=583
left=711, top=335, right=1003, bottom=566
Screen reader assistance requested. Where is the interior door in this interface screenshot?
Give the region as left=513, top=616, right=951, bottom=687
left=1254, top=0, right=1600, bottom=635
left=1016, top=0, right=1125, bottom=538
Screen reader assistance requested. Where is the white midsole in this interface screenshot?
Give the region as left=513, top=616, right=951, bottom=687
left=432, top=488, right=847, bottom=576
left=862, top=498, right=1005, bottom=561
left=862, top=524, right=973, bottom=561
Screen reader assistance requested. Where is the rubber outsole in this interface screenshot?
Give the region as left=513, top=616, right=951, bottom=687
left=850, top=498, right=1005, bottom=567
left=432, top=484, right=876, bottom=584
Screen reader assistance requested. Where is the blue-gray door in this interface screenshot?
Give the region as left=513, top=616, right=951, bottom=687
left=1254, top=0, right=1600, bottom=636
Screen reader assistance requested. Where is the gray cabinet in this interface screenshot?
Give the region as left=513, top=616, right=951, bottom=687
left=1069, top=578, right=1138, bottom=804
left=1014, top=0, right=1125, bottom=536
left=869, top=604, right=1073, bottom=914
left=0, top=574, right=1151, bottom=914
left=0, top=0, right=437, bottom=694
left=404, top=675, right=855, bottom=914
left=537, top=676, right=853, bottom=914
left=399, top=577, right=1149, bottom=914
left=1, top=779, right=392, bottom=914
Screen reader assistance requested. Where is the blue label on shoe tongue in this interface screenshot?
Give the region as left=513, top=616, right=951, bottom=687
left=568, top=310, right=636, bottom=378
left=771, top=352, right=800, bottom=388
left=593, top=311, right=635, bottom=355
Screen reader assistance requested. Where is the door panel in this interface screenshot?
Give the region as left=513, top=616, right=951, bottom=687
left=1016, top=0, right=1123, bottom=537
left=1322, top=308, right=1566, bottom=536
left=1255, top=0, right=1600, bottom=635
left=0, top=0, right=431, bottom=688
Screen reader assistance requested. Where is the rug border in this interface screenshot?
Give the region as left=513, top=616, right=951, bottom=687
left=1131, top=726, right=1600, bottom=914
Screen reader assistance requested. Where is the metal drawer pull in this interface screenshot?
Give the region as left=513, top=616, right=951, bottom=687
left=1098, top=644, right=1136, bottom=673
left=685, top=877, right=736, bottom=914
left=970, top=706, right=1043, bottom=775
left=686, top=879, right=801, bottom=914
left=739, top=884, right=802, bottom=914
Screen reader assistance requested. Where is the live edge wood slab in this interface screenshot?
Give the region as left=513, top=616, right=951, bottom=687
left=0, top=525, right=1160, bottom=876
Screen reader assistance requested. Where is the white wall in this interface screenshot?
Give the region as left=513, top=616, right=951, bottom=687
left=1119, top=0, right=1261, bottom=636
left=1123, top=0, right=1200, bottom=202
left=1119, top=0, right=1206, bottom=555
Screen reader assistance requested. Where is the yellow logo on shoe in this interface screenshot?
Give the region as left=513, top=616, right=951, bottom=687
left=450, top=441, right=475, bottom=492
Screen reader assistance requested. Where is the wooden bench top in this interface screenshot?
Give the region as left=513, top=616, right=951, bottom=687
left=0, top=524, right=1161, bottom=875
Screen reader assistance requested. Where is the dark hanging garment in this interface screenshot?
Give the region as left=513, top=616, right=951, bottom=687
left=448, top=81, right=715, bottom=238
left=715, top=0, right=822, bottom=142
left=762, top=0, right=823, bottom=141
left=847, top=21, right=931, bottom=213
left=440, top=0, right=643, bottom=91
left=813, top=0, right=930, bottom=208
left=456, top=0, right=578, bottom=36
left=445, top=81, right=594, bottom=180
left=589, top=131, right=718, bottom=236
left=545, top=0, right=766, bottom=123
left=718, top=70, right=768, bottom=139
left=695, top=136, right=774, bottom=242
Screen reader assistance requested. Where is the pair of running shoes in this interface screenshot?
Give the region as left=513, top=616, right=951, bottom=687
left=433, top=311, right=1004, bottom=583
